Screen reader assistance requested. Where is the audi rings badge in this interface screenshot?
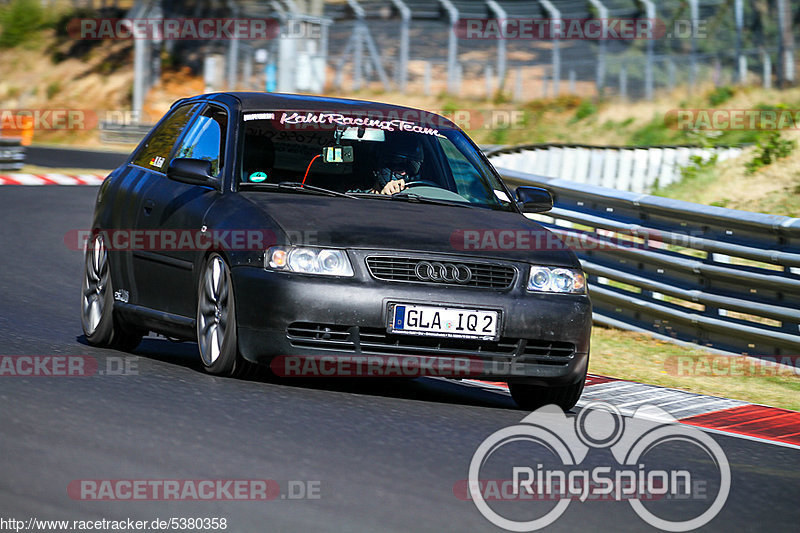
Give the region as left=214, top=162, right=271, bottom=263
left=414, top=261, right=472, bottom=284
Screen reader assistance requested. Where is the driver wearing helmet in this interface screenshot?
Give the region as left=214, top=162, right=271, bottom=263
left=372, top=135, right=424, bottom=195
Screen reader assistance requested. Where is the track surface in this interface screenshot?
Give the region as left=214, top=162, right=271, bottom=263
left=0, top=187, right=798, bottom=532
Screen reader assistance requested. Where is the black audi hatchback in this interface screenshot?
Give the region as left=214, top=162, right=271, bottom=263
left=81, top=92, right=591, bottom=410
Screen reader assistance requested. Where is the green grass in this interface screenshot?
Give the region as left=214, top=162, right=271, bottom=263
left=652, top=159, right=719, bottom=199
left=591, top=326, right=800, bottom=411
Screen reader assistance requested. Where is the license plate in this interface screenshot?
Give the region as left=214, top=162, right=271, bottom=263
left=388, top=304, right=500, bottom=340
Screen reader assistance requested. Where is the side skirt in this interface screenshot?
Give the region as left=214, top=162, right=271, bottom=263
left=115, top=302, right=196, bottom=341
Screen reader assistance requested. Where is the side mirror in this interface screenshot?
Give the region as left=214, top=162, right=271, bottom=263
left=166, top=158, right=216, bottom=187
left=516, top=186, right=553, bottom=213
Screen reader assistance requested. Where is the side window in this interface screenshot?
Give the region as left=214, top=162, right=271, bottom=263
left=173, top=105, right=228, bottom=177
left=438, top=136, right=492, bottom=203
left=132, top=104, right=197, bottom=171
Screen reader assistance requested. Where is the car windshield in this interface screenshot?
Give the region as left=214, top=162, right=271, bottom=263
left=239, top=110, right=515, bottom=211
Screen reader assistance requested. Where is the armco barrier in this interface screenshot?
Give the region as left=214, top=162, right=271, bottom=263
left=99, top=121, right=154, bottom=144
left=0, top=138, right=25, bottom=171
left=487, top=144, right=744, bottom=193
left=498, top=168, right=800, bottom=357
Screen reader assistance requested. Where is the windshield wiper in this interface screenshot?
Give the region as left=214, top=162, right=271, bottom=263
left=387, top=193, right=472, bottom=208
left=242, top=181, right=358, bottom=199
left=348, top=191, right=472, bottom=208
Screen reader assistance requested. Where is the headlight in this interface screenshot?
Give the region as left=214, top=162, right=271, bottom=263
left=527, top=266, right=585, bottom=294
left=266, top=246, right=354, bottom=277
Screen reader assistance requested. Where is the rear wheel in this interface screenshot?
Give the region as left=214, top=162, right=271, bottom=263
left=509, top=377, right=585, bottom=411
left=81, top=234, right=143, bottom=351
left=196, top=254, right=256, bottom=378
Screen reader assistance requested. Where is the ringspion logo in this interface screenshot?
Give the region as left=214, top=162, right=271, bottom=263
left=466, top=402, right=729, bottom=531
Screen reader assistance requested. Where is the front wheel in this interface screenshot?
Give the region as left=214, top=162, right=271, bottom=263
left=196, top=254, right=256, bottom=378
left=508, top=378, right=585, bottom=411
left=81, top=233, right=143, bottom=351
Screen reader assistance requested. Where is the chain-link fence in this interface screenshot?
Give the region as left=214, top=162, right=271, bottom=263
left=316, top=0, right=797, bottom=100
left=99, top=0, right=799, bottom=121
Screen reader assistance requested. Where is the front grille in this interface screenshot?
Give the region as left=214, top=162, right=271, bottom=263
left=286, top=322, right=575, bottom=365
left=365, top=256, right=516, bottom=290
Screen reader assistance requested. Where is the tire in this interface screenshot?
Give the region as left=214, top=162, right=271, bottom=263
left=81, top=234, right=143, bottom=351
left=196, top=254, right=256, bottom=378
left=509, top=377, right=586, bottom=412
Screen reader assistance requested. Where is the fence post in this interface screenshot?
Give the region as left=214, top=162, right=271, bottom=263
left=514, top=67, right=523, bottom=102
left=776, top=0, right=796, bottom=87
left=667, top=58, right=676, bottom=91
left=763, top=50, right=772, bottom=89
left=688, top=0, right=698, bottom=97
left=438, top=0, right=459, bottom=94
left=587, top=0, right=607, bottom=95
left=619, top=65, right=628, bottom=99
left=424, top=61, right=432, bottom=96
left=735, top=0, right=745, bottom=84
left=641, top=0, right=655, bottom=100
left=539, top=1, right=561, bottom=96
left=389, top=0, right=410, bottom=92
left=487, top=1, right=508, bottom=91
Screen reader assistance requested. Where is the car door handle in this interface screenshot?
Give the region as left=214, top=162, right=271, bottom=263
left=143, top=199, right=155, bottom=215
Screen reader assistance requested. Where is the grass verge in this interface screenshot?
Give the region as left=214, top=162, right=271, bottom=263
left=590, top=326, right=800, bottom=412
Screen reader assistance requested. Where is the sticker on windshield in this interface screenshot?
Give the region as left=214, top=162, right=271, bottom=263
left=244, top=112, right=275, bottom=121
left=493, top=189, right=510, bottom=202
left=149, top=156, right=165, bottom=168
left=279, top=112, right=440, bottom=136
left=249, top=171, right=268, bottom=183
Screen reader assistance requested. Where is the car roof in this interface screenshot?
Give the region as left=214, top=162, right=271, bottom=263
left=175, top=92, right=458, bottom=129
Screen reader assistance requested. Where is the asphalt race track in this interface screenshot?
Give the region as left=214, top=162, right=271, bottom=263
left=1, top=186, right=798, bottom=532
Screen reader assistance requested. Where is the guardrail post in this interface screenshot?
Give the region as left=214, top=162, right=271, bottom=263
left=0, top=138, right=25, bottom=171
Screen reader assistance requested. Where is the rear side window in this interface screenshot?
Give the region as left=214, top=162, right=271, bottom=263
left=173, top=105, right=228, bottom=177
left=132, top=104, right=197, bottom=171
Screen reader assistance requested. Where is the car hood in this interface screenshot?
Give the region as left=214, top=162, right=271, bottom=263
left=239, top=192, right=579, bottom=267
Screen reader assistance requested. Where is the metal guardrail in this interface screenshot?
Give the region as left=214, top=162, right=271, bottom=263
left=99, top=122, right=154, bottom=145
left=487, top=143, right=744, bottom=193
left=0, top=138, right=25, bottom=171
left=498, top=168, right=800, bottom=357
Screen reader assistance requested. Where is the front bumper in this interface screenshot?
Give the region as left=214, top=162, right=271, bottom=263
left=232, top=263, right=591, bottom=385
